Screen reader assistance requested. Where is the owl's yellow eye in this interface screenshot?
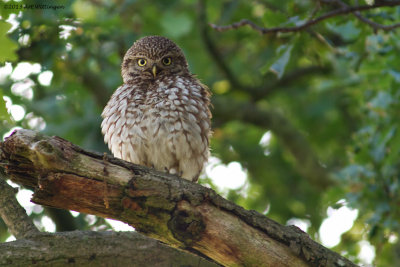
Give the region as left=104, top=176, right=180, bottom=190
left=162, top=57, right=172, bottom=66
left=137, top=58, right=147, bottom=66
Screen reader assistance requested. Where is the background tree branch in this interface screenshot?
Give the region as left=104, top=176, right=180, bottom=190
left=327, top=0, right=400, bottom=32
left=0, top=129, right=355, bottom=266
left=209, top=0, right=400, bottom=34
left=0, top=177, right=39, bottom=239
left=0, top=230, right=219, bottom=267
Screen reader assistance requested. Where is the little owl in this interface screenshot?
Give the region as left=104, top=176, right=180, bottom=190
left=101, top=36, right=211, bottom=182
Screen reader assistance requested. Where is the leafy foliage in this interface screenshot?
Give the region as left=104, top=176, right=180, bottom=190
left=1, top=0, right=400, bottom=265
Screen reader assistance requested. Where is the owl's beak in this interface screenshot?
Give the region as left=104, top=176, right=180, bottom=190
left=152, top=65, right=157, bottom=78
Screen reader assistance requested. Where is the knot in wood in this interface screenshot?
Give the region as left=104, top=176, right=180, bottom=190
left=168, top=200, right=205, bottom=246
left=33, top=140, right=55, bottom=155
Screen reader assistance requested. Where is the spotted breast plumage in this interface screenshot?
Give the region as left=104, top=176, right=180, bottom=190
left=101, top=36, right=211, bottom=182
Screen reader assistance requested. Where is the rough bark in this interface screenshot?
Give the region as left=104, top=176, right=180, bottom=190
left=0, top=129, right=356, bottom=267
left=0, top=178, right=39, bottom=239
left=0, top=167, right=216, bottom=267
left=0, top=231, right=219, bottom=267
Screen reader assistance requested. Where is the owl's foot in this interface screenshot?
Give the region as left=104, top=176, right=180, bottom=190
left=167, top=167, right=177, bottom=175
left=165, top=167, right=182, bottom=177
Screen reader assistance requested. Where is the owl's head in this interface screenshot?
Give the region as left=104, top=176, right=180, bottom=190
left=121, top=36, right=189, bottom=83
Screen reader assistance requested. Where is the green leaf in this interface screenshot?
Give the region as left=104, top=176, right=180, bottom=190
left=72, top=0, right=97, bottom=21
left=287, top=16, right=307, bottom=27
left=0, top=21, right=18, bottom=63
left=369, top=91, right=393, bottom=110
left=0, top=0, right=23, bottom=17
left=326, top=21, right=361, bottom=42
left=261, top=43, right=294, bottom=79
left=0, top=88, right=11, bottom=123
left=262, top=9, right=287, bottom=26
left=387, top=69, right=400, bottom=83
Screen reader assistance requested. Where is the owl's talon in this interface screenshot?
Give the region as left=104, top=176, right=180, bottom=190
left=168, top=168, right=178, bottom=175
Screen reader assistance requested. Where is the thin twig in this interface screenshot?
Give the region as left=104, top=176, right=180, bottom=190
left=333, top=0, right=400, bottom=33
left=210, top=0, right=400, bottom=34
left=353, top=12, right=400, bottom=31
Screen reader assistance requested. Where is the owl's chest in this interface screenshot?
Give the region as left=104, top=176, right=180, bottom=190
left=123, top=86, right=200, bottom=138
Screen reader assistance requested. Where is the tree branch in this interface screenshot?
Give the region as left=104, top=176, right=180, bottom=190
left=0, top=231, right=219, bottom=266
left=327, top=0, right=400, bottom=32
left=0, top=177, right=39, bottom=240
left=0, top=129, right=355, bottom=266
left=209, top=0, right=400, bottom=34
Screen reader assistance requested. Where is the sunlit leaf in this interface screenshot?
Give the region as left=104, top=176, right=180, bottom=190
left=0, top=0, right=22, bottom=17
left=72, top=0, right=97, bottom=21
left=0, top=88, right=11, bottom=123
left=0, top=21, right=18, bottom=63
left=213, top=80, right=230, bottom=94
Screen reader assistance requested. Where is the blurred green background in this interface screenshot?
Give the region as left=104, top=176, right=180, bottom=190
left=1, top=0, right=400, bottom=265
